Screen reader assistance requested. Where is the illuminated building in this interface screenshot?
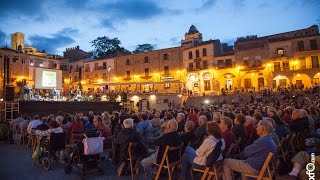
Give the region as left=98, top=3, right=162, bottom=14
left=1, top=25, right=319, bottom=100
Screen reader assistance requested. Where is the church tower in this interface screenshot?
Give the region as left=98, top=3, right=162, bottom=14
left=11, top=32, right=25, bottom=50
left=181, top=25, right=203, bottom=48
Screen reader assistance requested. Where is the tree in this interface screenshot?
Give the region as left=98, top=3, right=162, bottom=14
left=90, top=36, right=130, bottom=59
left=133, top=44, right=155, bottom=54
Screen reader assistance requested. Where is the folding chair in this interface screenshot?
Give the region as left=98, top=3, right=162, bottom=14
left=13, top=124, right=22, bottom=144
left=278, top=137, right=289, bottom=162
left=27, top=128, right=37, bottom=151
left=242, top=152, right=273, bottom=180
left=117, top=142, right=140, bottom=180
left=225, top=143, right=236, bottom=158
left=19, top=126, right=27, bottom=145
left=191, top=160, right=223, bottom=180
left=288, top=133, right=297, bottom=156
left=154, top=143, right=184, bottom=180
left=235, top=137, right=242, bottom=154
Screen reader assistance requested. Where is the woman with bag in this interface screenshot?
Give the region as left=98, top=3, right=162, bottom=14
left=180, top=121, right=225, bottom=179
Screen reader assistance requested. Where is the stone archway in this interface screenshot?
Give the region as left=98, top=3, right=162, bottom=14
left=273, top=75, right=290, bottom=88
left=313, top=72, right=320, bottom=85
left=186, top=73, right=200, bottom=92
left=202, top=72, right=211, bottom=91
left=292, top=73, right=312, bottom=88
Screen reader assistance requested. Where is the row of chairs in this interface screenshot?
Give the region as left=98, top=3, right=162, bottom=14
left=118, top=139, right=274, bottom=180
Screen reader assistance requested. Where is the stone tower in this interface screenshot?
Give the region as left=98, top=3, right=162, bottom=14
left=181, top=25, right=203, bottom=48
left=11, top=32, right=25, bottom=50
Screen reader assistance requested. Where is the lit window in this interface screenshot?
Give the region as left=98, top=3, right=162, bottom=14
left=164, top=83, right=170, bottom=88
left=277, top=48, right=284, bottom=55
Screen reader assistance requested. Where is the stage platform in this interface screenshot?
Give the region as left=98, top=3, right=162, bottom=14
left=18, top=101, right=120, bottom=115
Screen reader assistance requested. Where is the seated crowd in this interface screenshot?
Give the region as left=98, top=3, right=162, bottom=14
left=8, top=91, right=320, bottom=180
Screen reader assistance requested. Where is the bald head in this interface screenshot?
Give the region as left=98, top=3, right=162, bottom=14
left=123, top=118, right=134, bottom=128
left=166, top=119, right=178, bottom=132
left=299, top=109, right=308, bottom=118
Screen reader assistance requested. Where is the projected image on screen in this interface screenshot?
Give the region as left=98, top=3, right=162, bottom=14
left=42, top=71, right=57, bottom=87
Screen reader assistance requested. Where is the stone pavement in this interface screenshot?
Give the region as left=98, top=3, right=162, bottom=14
left=0, top=142, right=151, bottom=180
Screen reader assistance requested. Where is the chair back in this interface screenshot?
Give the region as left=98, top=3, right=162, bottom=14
left=225, top=143, right=236, bottom=158
left=257, top=152, right=273, bottom=180
left=235, top=137, right=242, bottom=153
left=127, top=142, right=140, bottom=159
left=85, top=128, right=98, bottom=138
left=70, top=131, right=84, bottom=144
left=50, top=132, right=66, bottom=151
left=164, top=142, right=184, bottom=165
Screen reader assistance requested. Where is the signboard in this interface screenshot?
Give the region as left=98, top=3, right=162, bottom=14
left=160, top=75, right=174, bottom=80
left=203, top=76, right=210, bottom=80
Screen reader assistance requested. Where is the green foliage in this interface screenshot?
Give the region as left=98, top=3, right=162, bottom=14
left=133, top=44, right=154, bottom=54
left=90, top=36, right=131, bottom=59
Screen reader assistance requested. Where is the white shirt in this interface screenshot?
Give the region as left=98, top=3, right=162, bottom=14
left=27, top=119, right=42, bottom=134
left=193, top=136, right=225, bottom=166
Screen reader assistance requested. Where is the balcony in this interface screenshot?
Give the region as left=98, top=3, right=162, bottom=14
left=94, top=66, right=103, bottom=70
left=212, top=63, right=233, bottom=69
left=187, top=67, right=195, bottom=72
left=85, top=67, right=90, bottom=72
left=273, top=65, right=319, bottom=72
left=241, top=63, right=263, bottom=71
left=123, top=77, right=132, bottom=81
left=140, top=75, right=153, bottom=80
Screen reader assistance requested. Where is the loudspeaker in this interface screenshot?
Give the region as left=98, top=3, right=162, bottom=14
left=5, top=86, right=14, bottom=101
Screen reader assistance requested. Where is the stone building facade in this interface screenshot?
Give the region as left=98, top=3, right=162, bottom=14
left=63, top=46, right=91, bottom=62
left=1, top=24, right=320, bottom=102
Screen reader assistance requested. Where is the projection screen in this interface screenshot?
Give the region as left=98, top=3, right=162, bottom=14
left=34, top=68, right=63, bottom=89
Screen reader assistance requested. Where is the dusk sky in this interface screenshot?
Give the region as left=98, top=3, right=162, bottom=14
left=0, top=0, right=319, bottom=55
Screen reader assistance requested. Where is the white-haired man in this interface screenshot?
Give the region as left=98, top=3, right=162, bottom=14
left=191, top=115, right=208, bottom=149
left=141, top=119, right=181, bottom=173
left=176, top=112, right=186, bottom=133
left=113, top=118, right=148, bottom=168
left=223, top=120, right=277, bottom=180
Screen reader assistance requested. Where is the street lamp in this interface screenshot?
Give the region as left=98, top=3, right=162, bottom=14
left=177, top=70, right=181, bottom=93
left=107, top=65, right=111, bottom=92
left=237, top=66, right=241, bottom=89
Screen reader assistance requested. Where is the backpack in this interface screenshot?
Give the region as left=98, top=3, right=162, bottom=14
left=206, top=139, right=222, bottom=167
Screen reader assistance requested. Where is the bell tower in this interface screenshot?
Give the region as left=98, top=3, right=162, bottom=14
left=11, top=32, right=25, bottom=50
left=181, top=25, right=203, bottom=48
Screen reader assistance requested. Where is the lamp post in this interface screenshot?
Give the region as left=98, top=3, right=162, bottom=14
left=237, top=66, right=241, bottom=89
left=177, top=70, right=181, bottom=93
left=2, top=55, right=9, bottom=100
left=107, top=65, right=111, bottom=92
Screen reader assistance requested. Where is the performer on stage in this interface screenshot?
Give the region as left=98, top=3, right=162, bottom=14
left=53, top=88, right=57, bottom=101
left=23, top=85, right=30, bottom=101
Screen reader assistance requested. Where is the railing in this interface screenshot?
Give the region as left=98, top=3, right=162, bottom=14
left=0, top=101, right=19, bottom=121
left=94, top=66, right=103, bottom=70
left=273, top=65, right=319, bottom=71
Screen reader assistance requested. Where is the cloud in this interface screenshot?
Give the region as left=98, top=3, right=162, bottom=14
left=0, top=0, right=48, bottom=21
left=0, top=30, right=7, bottom=47
left=106, top=0, right=164, bottom=20
left=58, top=28, right=79, bottom=36
left=169, top=37, right=180, bottom=46
left=196, top=0, right=217, bottom=13
left=100, top=18, right=115, bottom=29
left=29, top=30, right=76, bottom=54
left=96, top=0, right=181, bottom=28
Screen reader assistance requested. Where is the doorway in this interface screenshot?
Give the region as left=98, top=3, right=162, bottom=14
left=225, top=79, right=232, bottom=90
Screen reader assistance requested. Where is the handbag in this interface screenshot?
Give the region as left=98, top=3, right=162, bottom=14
left=82, top=136, right=105, bottom=155
left=206, top=139, right=222, bottom=167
